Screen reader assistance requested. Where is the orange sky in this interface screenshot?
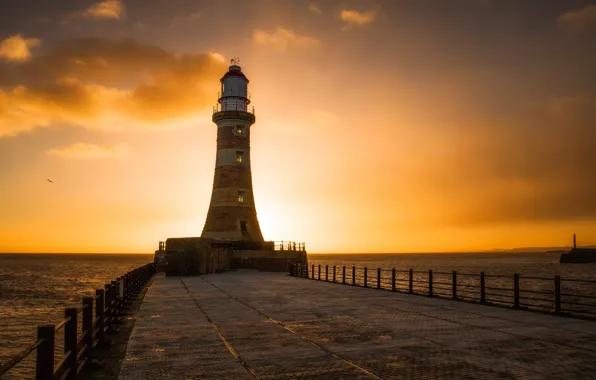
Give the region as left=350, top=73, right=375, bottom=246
left=1, top=0, right=596, bottom=253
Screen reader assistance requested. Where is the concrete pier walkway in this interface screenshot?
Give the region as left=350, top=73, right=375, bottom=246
left=119, top=272, right=596, bottom=379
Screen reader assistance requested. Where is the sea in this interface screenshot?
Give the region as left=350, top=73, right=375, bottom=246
left=0, top=253, right=152, bottom=378
left=1, top=252, right=595, bottom=378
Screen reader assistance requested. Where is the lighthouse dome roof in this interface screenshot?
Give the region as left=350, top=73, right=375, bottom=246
left=221, top=65, right=248, bottom=82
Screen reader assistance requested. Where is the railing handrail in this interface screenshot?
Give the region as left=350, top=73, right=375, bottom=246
left=290, top=263, right=596, bottom=320
left=0, top=263, right=156, bottom=378
left=213, top=103, right=255, bottom=114
left=273, top=241, right=306, bottom=252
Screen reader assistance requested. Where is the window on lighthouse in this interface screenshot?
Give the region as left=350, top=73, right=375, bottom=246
left=234, top=125, right=244, bottom=137
left=237, top=191, right=245, bottom=203
left=236, top=151, right=244, bottom=163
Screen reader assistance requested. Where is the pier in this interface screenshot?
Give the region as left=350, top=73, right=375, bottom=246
left=119, top=271, right=596, bottom=379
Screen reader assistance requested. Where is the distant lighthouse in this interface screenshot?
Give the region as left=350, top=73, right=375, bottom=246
left=201, top=59, right=264, bottom=242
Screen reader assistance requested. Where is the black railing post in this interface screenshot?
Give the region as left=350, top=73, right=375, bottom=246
left=311, top=264, right=314, bottom=279
left=36, top=325, right=55, bottom=380
left=112, top=279, right=120, bottom=318
left=82, top=297, right=93, bottom=371
left=408, top=269, right=413, bottom=294
left=480, top=272, right=486, bottom=304
left=333, top=266, right=336, bottom=283
left=352, top=266, right=356, bottom=286
left=123, top=273, right=128, bottom=299
left=104, top=284, right=111, bottom=326
left=513, top=273, right=520, bottom=308
left=554, top=275, right=561, bottom=314
left=364, top=267, right=368, bottom=287
left=342, top=266, right=346, bottom=284
left=95, top=289, right=105, bottom=345
left=392, top=268, right=396, bottom=292
left=64, top=307, right=78, bottom=379
left=305, top=264, right=309, bottom=278
left=428, top=270, right=433, bottom=297
left=377, top=268, right=381, bottom=289
left=325, top=265, right=328, bottom=282
left=452, top=271, right=457, bottom=300
left=318, top=265, right=321, bottom=280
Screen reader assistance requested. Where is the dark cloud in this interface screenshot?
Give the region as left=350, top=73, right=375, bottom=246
left=0, top=37, right=227, bottom=137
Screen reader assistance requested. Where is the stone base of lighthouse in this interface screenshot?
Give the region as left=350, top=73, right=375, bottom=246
left=161, top=237, right=307, bottom=276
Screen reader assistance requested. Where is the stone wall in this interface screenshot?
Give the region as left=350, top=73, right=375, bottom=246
left=164, top=237, right=307, bottom=274
left=230, top=249, right=308, bottom=272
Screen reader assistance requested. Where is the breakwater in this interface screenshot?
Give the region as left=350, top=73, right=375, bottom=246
left=291, top=263, right=596, bottom=319
left=0, top=263, right=154, bottom=379
left=119, top=271, right=596, bottom=379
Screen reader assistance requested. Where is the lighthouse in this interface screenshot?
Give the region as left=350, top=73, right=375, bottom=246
left=201, top=59, right=264, bottom=242
left=162, top=60, right=307, bottom=275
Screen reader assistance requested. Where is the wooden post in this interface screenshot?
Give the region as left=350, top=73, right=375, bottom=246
left=352, top=266, right=356, bottom=286
left=480, top=272, right=486, bottom=304
left=311, top=264, right=314, bottom=279
left=408, top=269, right=413, bottom=294
left=318, top=265, right=321, bottom=280
left=325, top=265, right=328, bottom=282
left=64, top=307, right=78, bottom=379
left=95, top=289, right=105, bottom=345
left=342, top=266, right=346, bottom=284
left=82, top=297, right=93, bottom=370
left=305, top=263, right=309, bottom=278
left=333, top=266, right=336, bottom=283
left=36, top=325, right=55, bottom=380
left=377, top=268, right=381, bottom=289
left=514, top=273, right=520, bottom=308
left=428, top=270, right=433, bottom=297
left=554, top=275, right=561, bottom=314
left=392, top=268, right=396, bottom=292
left=364, top=267, right=368, bottom=288
left=452, top=271, right=457, bottom=300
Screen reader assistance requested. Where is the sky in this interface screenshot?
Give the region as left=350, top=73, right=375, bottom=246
left=1, top=0, right=595, bottom=254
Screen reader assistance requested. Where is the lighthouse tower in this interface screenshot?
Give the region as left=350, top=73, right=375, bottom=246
left=201, top=60, right=264, bottom=242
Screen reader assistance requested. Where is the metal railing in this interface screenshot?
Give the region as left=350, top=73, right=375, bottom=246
left=290, top=264, right=596, bottom=320
left=0, top=263, right=155, bottom=379
left=213, top=104, right=255, bottom=114
left=274, top=241, right=306, bottom=252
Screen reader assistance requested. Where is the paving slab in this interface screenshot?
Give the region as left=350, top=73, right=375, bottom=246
left=119, top=272, right=596, bottom=380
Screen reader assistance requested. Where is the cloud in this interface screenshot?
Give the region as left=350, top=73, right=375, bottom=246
left=133, top=21, right=149, bottom=30
left=311, top=111, right=338, bottom=126
left=0, top=35, right=41, bottom=62
left=80, top=0, right=125, bottom=20
left=309, top=2, right=322, bottom=15
left=252, top=28, right=321, bottom=52
left=409, top=95, right=596, bottom=226
left=340, top=9, right=376, bottom=30
left=0, top=37, right=228, bottom=138
left=557, top=5, right=596, bottom=34
left=46, top=142, right=130, bottom=159
left=170, top=11, right=202, bottom=28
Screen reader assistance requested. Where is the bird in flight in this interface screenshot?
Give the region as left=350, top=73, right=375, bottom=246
left=47, top=179, right=54, bottom=183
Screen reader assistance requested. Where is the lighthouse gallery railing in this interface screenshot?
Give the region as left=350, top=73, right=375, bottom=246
left=213, top=103, right=255, bottom=114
